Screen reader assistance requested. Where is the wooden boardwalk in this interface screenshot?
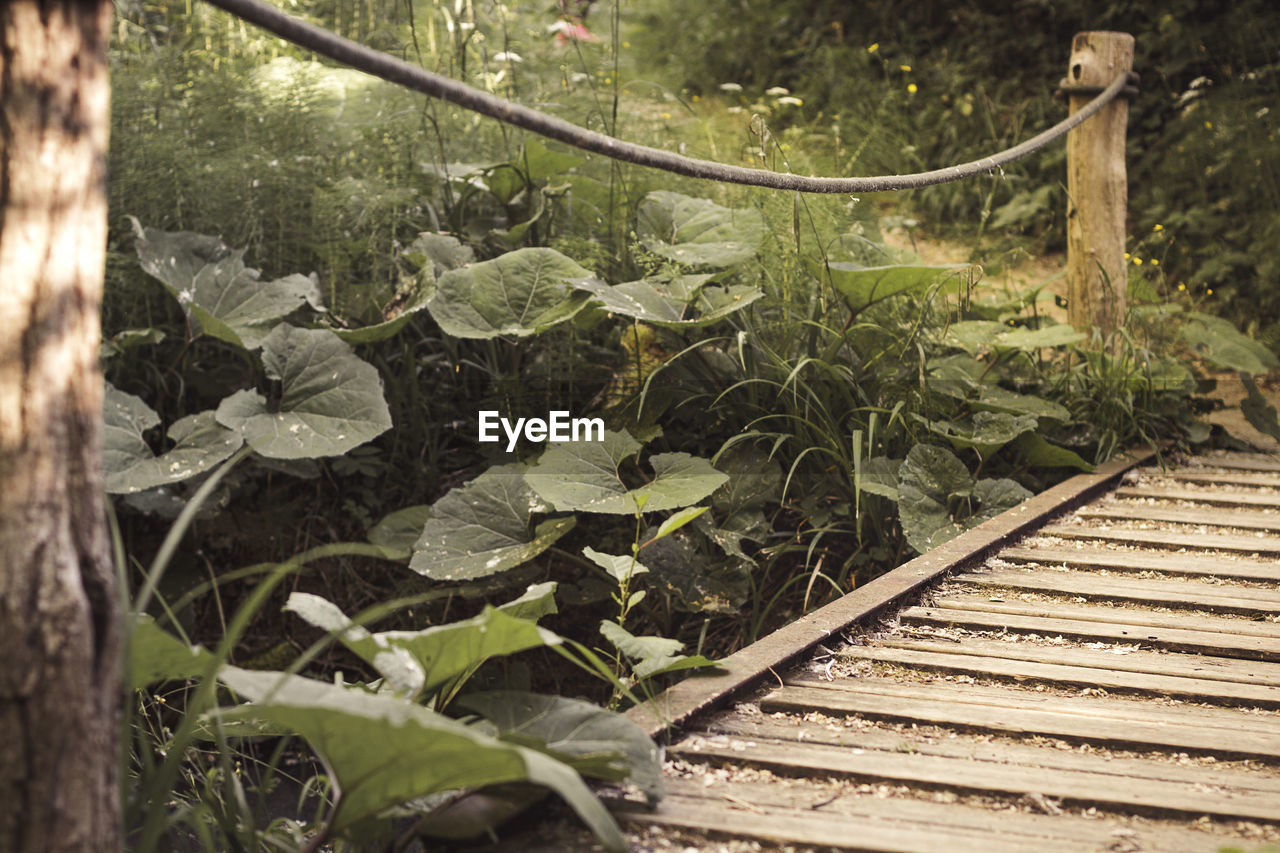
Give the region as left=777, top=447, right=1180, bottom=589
left=619, top=451, right=1280, bottom=852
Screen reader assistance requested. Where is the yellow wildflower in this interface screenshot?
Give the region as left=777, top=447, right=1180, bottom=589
left=907, top=83, right=918, bottom=94
left=868, top=43, right=879, bottom=53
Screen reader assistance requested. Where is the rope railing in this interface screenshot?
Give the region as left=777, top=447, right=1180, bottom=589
left=203, top=0, right=1134, bottom=194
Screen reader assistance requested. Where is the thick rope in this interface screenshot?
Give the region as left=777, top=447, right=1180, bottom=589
left=203, top=0, right=1132, bottom=194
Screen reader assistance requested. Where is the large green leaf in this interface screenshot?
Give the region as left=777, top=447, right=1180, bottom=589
left=815, top=259, right=965, bottom=314
left=283, top=593, right=424, bottom=694
left=103, top=384, right=243, bottom=495
left=129, top=615, right=217, bottom=690
left=426, top=247, right=594, bottom=339
left=332, top=232, right=475, bottom=344
left=599, top=621, right=720, bottom=680
left=459, top=691, right=664, bottom=805
left=1241, top=374, right=1280, bottom=444
left=410, top=463, right=575, bottom=580
left=897, top=444, right=1031, bottom=554
left=1180, top=313, right=1279, bottom=374
left=366, top=504, right=433, bottom=559
left=922, top=412, right=1038, bottom=456
left=1013, top=433, right=1095, bottom=471
left=130, top=219, right=322, bottom=349
left=374, top=607, right=564, bottom=698
left=215, top=668, right=625, bottom=850
left=525, top=430, right=727, bottom=515
left=214, top=324, right=392, bottom=459
left=285, top=584, right=561, bottom=698
left=572, top=275, right=761, bottom=327
left=858, top=455, right=902, bottom=501
left=636, top=191, right=766, bottom=268
left=945, top=320, right=1085, bottom=354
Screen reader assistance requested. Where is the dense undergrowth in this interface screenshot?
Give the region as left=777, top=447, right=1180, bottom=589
left=108, top=1, right=1280, bottom=849
left=638, top=0, right=1280, bottom=348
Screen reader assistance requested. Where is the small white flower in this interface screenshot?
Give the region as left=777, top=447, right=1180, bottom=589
left=493, top=51, right=522, bottom=63
left=776, top=96, right=803, bottom=106
left=727, top=106, right=744, bottom=114
left=570, top=72, right=590, bottom=84
left=765, top=86, right=790, bottom=96
left=177, top=289, right=194, bottom=306
left=719, top=82, right=743, bottom=93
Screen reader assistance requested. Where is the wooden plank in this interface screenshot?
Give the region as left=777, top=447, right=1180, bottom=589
left=900, top=605, right=1280, bottom=661
left=998, top=545, right=1280, bottom=581
left=1037, top=523, right=1280, bottom=556
left=709, top=713, right=1280, bottom=795
left=1074, top=503, right=1280, bottom=533
left=784, top=675, right=1280, bottom=736
left=876, top=636, right=1280, bottom=687
left=623, top=450, right=1155, bottom=738
left=925, top=595, right=1280, bottom=640
left=1114, top=485, right=1280, bottom=509
left=759, top=684, right=1280, bottom=760
left=619, top=777, right=1229, bottom=853
left=837, top=644, right=1280, bottom=708
left=955, top=566, right=1280, bottom=616
left=1145, top=469, right=1280, bottom=489
left=1190, top=454, right=1280, bottom=473
left=622, top=792, right=1030, bottom=853
left=670, top=734, right=1280, bottom=823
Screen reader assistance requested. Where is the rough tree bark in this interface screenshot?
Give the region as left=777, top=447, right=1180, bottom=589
left=0, top=2, right=120, bottom=851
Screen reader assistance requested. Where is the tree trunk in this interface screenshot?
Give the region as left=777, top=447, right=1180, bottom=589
left=0, top=2, right=120, bottom=852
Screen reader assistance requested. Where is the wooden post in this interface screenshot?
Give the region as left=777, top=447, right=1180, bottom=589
left=1065, top=31, right=1134, bottom=337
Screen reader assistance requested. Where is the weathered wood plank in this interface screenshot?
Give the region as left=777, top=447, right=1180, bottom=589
left=1114, top=486, right=1280, bottom=509
left=621, top=777, right=1232, bottom=853
left=784, top=675, right=1280, bottom=735
left=709, top=713, right=1280, bottom=795
left=836, top=644, right=1280, bottom=708
left=998, top=545, right=1280, bottom=581
left=925, top=595, right=1280, bottom=640
left=759, top=684, right=1280, bottom=760
left=876, top=636, right=1280, bottom=687
left=1037, top=523, right=1280, bottom=556
left=1144, top=469, right=1280, bottom=489
left=622, top=451, right=1155, bottom=737
left=1189, top=454, right=1280, bottom=473
left=954, top=567, right=1280, bottom=616
left=901, top=604, right=1280, bottom=661
left=670, top=734, right=1280, bottom=823
left=1074, top=503, right=1280, bottom=532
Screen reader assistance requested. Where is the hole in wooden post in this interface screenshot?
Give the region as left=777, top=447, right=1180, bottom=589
left=1072, top=62, right=1082, bottom=80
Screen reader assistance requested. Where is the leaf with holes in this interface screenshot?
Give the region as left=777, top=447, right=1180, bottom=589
left=214, top=324, right=391, bottom=459
left=410, top=463, right=575, bottom=580
left=459, top=691, right=664, bottom=805
left=103, top=383, right=243, bottom=495
left=525, top=430, right=726, bottom=515
left=573, top=275, right=760, bottom=327
left=922, top=412, right=1038, bottom=456
left=130, top=219, right=323, bottom=349
left=897, top=444, right=1030, bottom=554
left=637, top=191, right=766, bottom=268
left=815, top=259, right=965, bottom=315
left=426, top=247, right=594, bottom=339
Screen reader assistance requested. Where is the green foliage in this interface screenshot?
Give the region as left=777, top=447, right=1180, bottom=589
left=409, top=463, right=575, bottom=581
left=105, top=2, right=1280, bottom=849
